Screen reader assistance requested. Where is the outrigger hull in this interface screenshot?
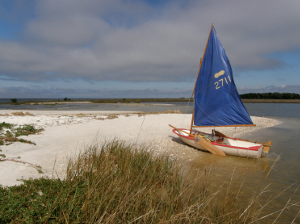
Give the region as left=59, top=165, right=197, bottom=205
left=172, top=128, right=264, bottom=158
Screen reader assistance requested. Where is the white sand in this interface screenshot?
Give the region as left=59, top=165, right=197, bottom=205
left=0, top=110, right=280, bottom=187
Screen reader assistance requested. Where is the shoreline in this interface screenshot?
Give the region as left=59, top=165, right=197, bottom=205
left=0, top=110, right=280, bottom=187
left=2, top=98, right=300, bottom=105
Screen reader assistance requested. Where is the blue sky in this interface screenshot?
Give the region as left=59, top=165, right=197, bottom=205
left=0, top=0, right=300, bottom=98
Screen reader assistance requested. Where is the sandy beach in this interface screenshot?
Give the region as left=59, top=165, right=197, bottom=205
left=0, top=109, right=280, bottom=187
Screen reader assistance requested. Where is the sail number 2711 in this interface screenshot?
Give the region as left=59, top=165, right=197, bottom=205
left=214, top=76, right=231, bottom=90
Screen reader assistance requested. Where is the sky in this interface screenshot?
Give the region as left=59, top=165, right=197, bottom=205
left=0, top=0, right=300, bottom=99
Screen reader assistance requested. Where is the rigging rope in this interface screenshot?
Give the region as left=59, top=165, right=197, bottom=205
left=181, top=97, right=193, bottom=129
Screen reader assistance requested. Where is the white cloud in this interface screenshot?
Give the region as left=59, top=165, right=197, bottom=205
left=1, top=0, right=300, bottom=85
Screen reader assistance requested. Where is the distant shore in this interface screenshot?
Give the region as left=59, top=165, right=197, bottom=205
left=2, top=98, right=300, bottom=105
left=242, top=99, right=300, bottom=103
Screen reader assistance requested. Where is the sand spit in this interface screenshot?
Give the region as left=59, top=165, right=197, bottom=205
left=0, top=110, right=280, bottom=187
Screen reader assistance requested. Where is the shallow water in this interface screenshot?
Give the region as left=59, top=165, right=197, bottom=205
left=245, top=103, right=300, bottom=119
left=178, top=106, right=300, bottom=223
left=183, top=117, right=300, bottom=223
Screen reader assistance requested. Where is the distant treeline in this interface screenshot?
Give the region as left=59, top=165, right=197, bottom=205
left=240, top=92, right=300, bottom=99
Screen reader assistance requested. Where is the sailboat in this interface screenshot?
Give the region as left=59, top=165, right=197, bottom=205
left=170, top=25, right=271, bottom=158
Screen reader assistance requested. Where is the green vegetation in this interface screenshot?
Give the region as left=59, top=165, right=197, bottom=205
left=240, top=92, right=300, bottom=99
left=63, top=97, right=71, bottom=101
left=10, top=98, right=17, bottom=103
left=0, top=122, right=14, bottom=131
left=0, top=140, right=296, bottom=223
left=0, top=122, right=44, bottom=145
left=15, top=124, right=42, bottom=137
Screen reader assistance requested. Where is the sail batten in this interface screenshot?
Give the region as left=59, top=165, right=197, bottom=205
left=193, top=26, right=253, bottom=127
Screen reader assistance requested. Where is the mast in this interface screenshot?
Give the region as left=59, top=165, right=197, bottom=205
left=191, top=24, right=213, bottom=97
left=191, top=58, right=202, bottom=97
left=190, top=24, right=214, bottom=133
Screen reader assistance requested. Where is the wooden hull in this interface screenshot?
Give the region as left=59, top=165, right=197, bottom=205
left=172, top=129, right=264, bottom=158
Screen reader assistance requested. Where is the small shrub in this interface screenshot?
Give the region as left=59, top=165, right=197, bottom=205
left=0, top=123, right=43, bottom=145
left=5, top=131, right=13, bottom=138
left=15, top=125, right=43, bottom=137
left=0, top=122, right=14, bottom=131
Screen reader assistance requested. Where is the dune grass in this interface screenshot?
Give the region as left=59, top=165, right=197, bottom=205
left=0, top=140, right=298, bottom=223
left=0, top=122, right=44, bottom=146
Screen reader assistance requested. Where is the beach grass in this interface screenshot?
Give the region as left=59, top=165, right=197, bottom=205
left=0, top=140, right=297, bottom=223
left=0, top=122, right=43, bottom=146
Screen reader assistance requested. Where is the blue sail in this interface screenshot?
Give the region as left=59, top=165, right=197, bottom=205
left=193, top=27, right=253, bottom=127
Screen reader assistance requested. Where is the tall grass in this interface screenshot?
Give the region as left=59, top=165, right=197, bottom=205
left=65, top=140, right=188, bottom=223
left=0, top=140, right=298, bottom=223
